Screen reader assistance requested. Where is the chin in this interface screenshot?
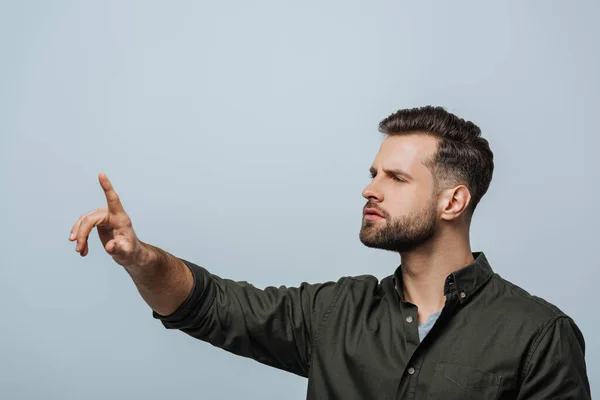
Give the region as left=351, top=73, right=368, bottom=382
left=359, top=231, right=379, bottom=246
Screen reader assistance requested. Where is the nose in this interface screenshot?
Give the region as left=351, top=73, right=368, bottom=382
left=362, top=179, right=383, bottom=202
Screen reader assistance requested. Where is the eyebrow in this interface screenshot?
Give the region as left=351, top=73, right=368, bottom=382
left=369, top=166, right=414, bottom=181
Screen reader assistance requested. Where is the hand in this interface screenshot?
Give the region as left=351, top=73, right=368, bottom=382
left=69, top=172, right=145, bottom=267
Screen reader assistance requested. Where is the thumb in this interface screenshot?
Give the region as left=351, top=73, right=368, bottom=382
left=105, top=237, right=137, bottom=264
left=105, top=239, right=119, bottom=254
left=105, top=238, right=129, bottom=255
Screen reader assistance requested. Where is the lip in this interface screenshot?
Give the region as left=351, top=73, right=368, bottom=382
left=364, top=208, right=385, bottom=218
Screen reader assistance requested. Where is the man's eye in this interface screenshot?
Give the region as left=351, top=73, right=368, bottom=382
left=393, top=176, right=405, bottom=183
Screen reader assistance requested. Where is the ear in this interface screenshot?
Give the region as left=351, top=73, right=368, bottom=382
left=440, top=185, right=471, bottom=221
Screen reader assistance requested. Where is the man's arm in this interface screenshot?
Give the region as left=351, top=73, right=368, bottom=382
left=112, top=231, right=345, bottom=378
left=517, top=316, right=591, bottom=399
left=146, top=246, right=345, bottom=377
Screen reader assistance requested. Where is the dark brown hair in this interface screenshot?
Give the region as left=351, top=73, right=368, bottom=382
left=378, top=105, right=494, bottom=219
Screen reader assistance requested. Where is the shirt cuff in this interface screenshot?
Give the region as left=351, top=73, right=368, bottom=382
left=151, top=258, right=207, bottom=329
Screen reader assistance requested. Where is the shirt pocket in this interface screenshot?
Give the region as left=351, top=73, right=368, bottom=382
left=426, top=362, right=502, bottom=400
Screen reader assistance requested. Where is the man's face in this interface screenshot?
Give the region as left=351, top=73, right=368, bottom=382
left=359, top=134, right=440, bottom=253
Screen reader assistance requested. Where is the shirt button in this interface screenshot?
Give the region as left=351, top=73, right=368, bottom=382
left=406, top=316, right=413, bottom=323
left=407, top=367, right=415, bottom=375
left=460, top=291, right=466, bottom=299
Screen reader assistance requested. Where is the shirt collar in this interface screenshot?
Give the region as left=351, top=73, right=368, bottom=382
left=391, top=251, right=494, bottom=304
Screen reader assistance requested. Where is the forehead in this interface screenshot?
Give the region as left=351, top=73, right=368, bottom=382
left=373, top=134, right=438, bottom=176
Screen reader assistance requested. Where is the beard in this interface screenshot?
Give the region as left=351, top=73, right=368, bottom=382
left=359, top=198, right=438, bottom=253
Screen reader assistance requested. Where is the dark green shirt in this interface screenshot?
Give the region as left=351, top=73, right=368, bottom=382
left=153, top=251, right=591, bottom=399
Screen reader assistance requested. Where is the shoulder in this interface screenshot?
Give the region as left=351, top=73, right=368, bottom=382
left=486, top=273, right=571, bottom=324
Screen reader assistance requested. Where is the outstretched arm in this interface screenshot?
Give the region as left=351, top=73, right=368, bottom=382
left=70, top=172, right=344, bottom=376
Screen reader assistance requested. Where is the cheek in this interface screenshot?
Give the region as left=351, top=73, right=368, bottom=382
left=386, top=187, right=430, bottom=216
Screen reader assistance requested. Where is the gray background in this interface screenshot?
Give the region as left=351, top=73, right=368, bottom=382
left=1, top=1, right=598, bottom=398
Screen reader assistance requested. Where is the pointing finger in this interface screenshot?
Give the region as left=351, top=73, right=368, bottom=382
left=98, top=172, right=125, bottom=214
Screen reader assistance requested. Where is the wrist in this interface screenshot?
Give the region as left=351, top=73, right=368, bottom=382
left=141, top=241, right=158, bottom=266
left=129, top=240, right=157, bottom=270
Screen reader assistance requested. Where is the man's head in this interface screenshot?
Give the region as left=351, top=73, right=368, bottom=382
left=359, top=106, right=494, bottom=253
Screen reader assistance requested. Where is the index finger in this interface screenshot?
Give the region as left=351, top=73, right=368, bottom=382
left=98, top=172, right=125, bottom=214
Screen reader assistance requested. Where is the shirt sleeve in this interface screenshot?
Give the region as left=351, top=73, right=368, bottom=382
left=152, top=258, right=347, bottom=377
left=516, top=316, right=591, bottom=399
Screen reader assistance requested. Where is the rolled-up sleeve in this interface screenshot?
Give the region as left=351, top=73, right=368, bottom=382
left=517, top=316, right=591, bottom=399
left=152, top=258, right=346, bottom=377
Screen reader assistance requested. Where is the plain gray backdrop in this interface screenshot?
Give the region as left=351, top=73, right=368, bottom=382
left=1, top=1, right=598, bottom=398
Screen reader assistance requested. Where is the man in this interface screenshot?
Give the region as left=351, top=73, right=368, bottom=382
left=69, top=106, right=590, bottom=399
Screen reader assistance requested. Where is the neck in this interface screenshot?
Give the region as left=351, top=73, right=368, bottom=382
left=399, top=231, right=475, bottom=324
